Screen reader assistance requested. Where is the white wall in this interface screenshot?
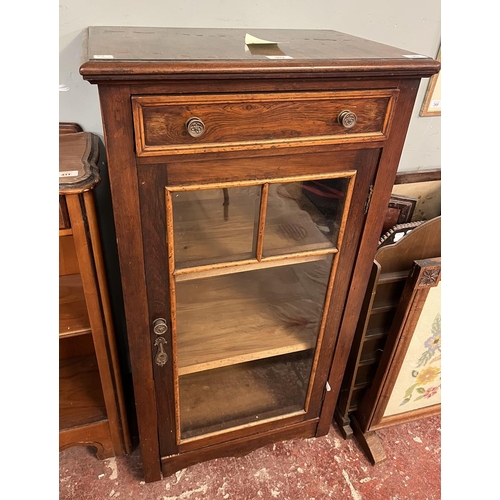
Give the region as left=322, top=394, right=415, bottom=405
left=59, top=0, right=441, bottom=171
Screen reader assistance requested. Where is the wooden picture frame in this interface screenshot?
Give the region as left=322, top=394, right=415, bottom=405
left=420, top=44, right=441, bottom=116
left=380, top=194, right=418, bottom=236
left=350, top=257, right=441, bottom=464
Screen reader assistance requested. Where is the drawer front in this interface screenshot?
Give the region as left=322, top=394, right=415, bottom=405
left=132, top=90, right=398, bottom=156
left=59, top=195, right=70, bottom=230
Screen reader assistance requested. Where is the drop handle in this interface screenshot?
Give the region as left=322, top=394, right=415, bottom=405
left=154, top=338, right=168, bottom=367
left=337, top=110, right=357, bottom=129
left=185, top=116, right=206, bottom=138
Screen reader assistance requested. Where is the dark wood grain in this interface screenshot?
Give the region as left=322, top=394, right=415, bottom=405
left=97, top=84, right=162, bottom=482
left=80, top=27, right=440, bottom=83
left=137, top=164, right=178, bottom=456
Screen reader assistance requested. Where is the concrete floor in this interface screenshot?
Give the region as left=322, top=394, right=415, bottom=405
left=59, top=415, right=440, bottom=499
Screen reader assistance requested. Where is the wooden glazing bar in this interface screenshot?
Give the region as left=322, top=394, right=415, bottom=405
left=166, top=171, right=356, bottom=192
left=174, top=248, right=338, bottom=282
left=255, top=183, right=269, bottom=262
left=165, top=189, right=182, bottom=444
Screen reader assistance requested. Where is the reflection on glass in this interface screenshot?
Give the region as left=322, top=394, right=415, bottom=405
left=176, top=256, right=333, bottom=439
left=172, top=186, right=261, bottom=268
left=263, top=178, right=349, bottom=257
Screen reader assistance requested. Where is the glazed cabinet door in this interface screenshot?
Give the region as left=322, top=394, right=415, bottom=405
left=137, top=148, right=379, bottom=456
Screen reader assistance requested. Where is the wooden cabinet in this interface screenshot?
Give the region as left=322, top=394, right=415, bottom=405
left=59, top=129, right=131, bottom=458
left=79, top=27, right=439, bottom=482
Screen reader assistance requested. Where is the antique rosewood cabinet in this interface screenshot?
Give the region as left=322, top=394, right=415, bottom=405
left=79, top=27, right=439, bottom=482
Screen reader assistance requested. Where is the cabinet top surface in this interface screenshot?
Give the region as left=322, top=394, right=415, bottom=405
left=80, top=27, right=440, bottom=80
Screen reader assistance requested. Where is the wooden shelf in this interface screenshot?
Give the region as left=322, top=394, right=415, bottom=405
left=377, top=270, right=410, bottom=284
left=179, top=351, right=312, bottom=440
left=370, top=302, right=399, bottom=314
left=174, top=251, right=336, bottom=282
left=59, top=274, right=91, bottom=338
left=59, top=228, right=73, bottom=237
left=176, top=257, right=332, bottom=375
left=59, top=353, right=107, bottom=430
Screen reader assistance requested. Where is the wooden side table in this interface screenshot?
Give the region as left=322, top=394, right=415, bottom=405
left=59, top=127, right=131, bottom=458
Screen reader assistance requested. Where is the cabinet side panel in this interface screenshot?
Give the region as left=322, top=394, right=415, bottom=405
left=98, top=84, right=161, bottom=482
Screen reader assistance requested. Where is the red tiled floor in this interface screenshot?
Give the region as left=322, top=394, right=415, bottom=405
left=59, top=415, right=440, bottom=499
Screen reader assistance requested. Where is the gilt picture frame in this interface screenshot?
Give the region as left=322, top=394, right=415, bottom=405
left=420, top=44, right=441, bottom=116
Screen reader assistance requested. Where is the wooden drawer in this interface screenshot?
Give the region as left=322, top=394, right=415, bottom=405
left=132, top=90, right=397, bottom=157
left=59, top=195, right=70, bottom=230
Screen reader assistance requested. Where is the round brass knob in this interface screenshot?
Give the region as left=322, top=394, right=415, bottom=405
left=153, top=318, right=168, bottom=335
left=337, top=110, right=357, bottom=129
left=185, top=117, right=205, bottom=138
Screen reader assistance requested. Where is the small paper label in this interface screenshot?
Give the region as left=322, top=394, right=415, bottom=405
left=59, top=170, right=79, bottom=178
left=403, top=54, right=428, bottom=59
left=266, top=55, right=293, bottom=60
left=245, top=34, right=278, bottom=45
left=430, top=99, right=441, bottom=108
left=93, top=54, right=114, bottom=59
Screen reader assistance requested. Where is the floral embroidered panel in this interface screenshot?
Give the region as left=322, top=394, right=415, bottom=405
left=383, top=282, right=441, bottom=417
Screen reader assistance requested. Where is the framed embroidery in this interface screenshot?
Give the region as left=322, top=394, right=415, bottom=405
left=350, top=257, right=441, bottom=464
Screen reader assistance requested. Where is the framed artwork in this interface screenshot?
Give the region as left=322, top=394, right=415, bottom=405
left=350, top=257, right=441, bottom=464
left=380, top=194, right=418, bottom=236
left=420, top=44, right=441, bottom=116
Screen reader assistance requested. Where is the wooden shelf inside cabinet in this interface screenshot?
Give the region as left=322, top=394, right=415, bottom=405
left=334, top=217, right=441, bottom=438
left=59, top=128, right=130, bottom=458
left=59, top=352, right=107, bottom=429
left=176, top=256, right=332, bottom=375
left=59, top=274, right=91, bottom=338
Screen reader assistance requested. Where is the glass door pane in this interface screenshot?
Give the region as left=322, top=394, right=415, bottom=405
left=171, top=185, right=261, bottom=268
left=179, top=351, right=312, bottom=440
left=263, top=177, right=350, bottom=257
left=176, top=255, right=333, bottom=440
